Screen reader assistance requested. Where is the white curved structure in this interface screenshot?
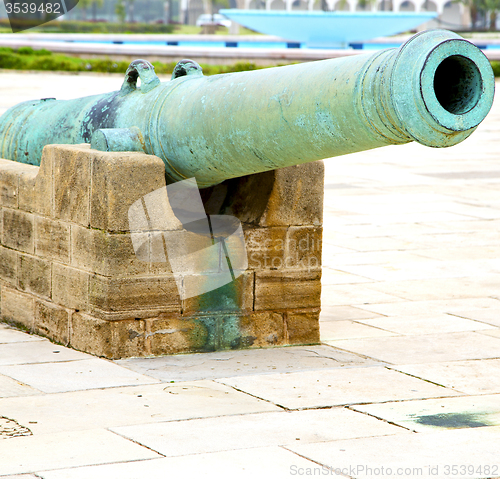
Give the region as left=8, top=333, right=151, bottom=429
left=220, top=9, right=438, bottom=47
left=239, top=0, right=460, bottom=13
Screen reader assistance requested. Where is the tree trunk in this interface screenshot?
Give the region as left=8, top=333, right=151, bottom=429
left=490, top=10, right=497, bottom=31
left=129, top=1, right=135, bottom=22
left=470, top=4, right=477, bottom=29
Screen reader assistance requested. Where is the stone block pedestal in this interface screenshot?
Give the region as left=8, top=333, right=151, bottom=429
left=0, top=145, right=323, bottom=358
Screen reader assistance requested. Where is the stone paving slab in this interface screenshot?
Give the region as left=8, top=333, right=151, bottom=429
left=216, top=367, right=462, bottom=410
left=451, top=309, right=500, bottom=327
left=0, top=324, right=45, bottom=344
left=0, top=429, right=161, bottom=476
left=319, top=320, right=397, bottom=341
left=116, top=345, right=381, bottom=382
left=321, top=283, right=406, bottom=306
left=110, top=408, right=407, bottom=458
left=480, top=329, right=500, bottom=338
left=421, top=218, right=500, bottom=233
left=356, top=298, right=500, bottom=317
left=0, top=358, right=159, bottom=393
left=364, top=277, right=500, bottom=302
left=37, top=447, right=315, bottom=479
left=327, top=331, right=500, bottom=365
left=357, top=314, right=496, bottom=336
left=0, top=374, right=42, bottom=398
left=288, top=426, right=500, bottom=479
left=395, top=230, right=500, bottom=249
left=0, top=381, right=279, bottom=435
left=321, top=268, right=373, bottom=285
left=322, top=249, right=435, bottom=266
left=395, top=359, right=500, bottom=395
left=340, top=258, right=500, bottom=282
left=319, top=305, right=384, bottom=321
left=413, top=246, right=500, bottom=261
left=0, top=341, right=89, bottom=366
left=0, top=476, right=40, bottom=479
left=352, top=394, right=500, bottom=432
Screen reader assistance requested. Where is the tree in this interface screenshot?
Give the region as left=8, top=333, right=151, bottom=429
left=128, top=0, right=135, bottom=22
left=483, top=0, right=500, bottom=29
left=457, top=0, right=483, bottom=29
left=78, top=0, right=104, bottom=21
left=203, top=0, right=229, bottom=17
left=115, top=0, right=126, bottom=22
left=456, top=0, right=500, bottom=29
left=328, top=0, right=375, bottom=10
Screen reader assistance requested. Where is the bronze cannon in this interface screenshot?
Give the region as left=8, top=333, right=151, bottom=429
left=0, top=29, right=494, bottom=188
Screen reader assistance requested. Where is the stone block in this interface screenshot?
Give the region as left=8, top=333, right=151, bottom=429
left=35, top=216, right=70, bottom=263
left=244, top=226, right=288, bottom=271
left=71, top=225, right=150, bottom=277
left=0, top=162, right=19, bottom=208
left=145, top=314, right=209, bottom=355
left=70, top=312, right=146, bottom=359
left=254, top=270, right=322, bottom=311
left=285, top=226, right=322, bottom=271
left=90, top=150, right=166, bottom=232
left=34, top=299, right=69, bottom=345
left=259, top=162, right=324, bottom=227
left=182, top=270, right=254, bottom=314
left=51, top=144, right=92, bottom=226
left=0, top=286, right=34, bottom=331
left=239, top=311, right=286, bottom=348
left=18, top=253, right=51, bottom=299
left=18, top=152, right=52, bottom=216
left=0, top=160, right=39, bottom=209
left=160, top=229, right=220, bottom=275
left=285, top=310, right=320, bottom=345
left=89, top=275, right=181, bottom=320
left=176, top=313, right=244, bottom=351
left=1, top=208, right=34, bottom=254
left=52, top=264, right=89, bottom=311
left=0, top=246, right=18, bottom=286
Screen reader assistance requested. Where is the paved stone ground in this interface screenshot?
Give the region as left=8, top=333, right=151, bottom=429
left=1, top=71, right=500, bottom=478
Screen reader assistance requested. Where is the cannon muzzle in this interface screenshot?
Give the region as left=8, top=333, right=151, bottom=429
left=0, top=30, right=494, bottom=188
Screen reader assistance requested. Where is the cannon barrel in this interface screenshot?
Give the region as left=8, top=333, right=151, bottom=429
left=0, top=30, right=494, bottom=188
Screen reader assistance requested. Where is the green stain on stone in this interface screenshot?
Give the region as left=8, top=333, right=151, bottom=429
left=416, top=412, right=491, bottom=429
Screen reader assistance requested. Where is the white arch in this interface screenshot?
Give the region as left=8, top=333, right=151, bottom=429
left=393, top=0, right=416, bottom=10
left=423, top=0, right=442, bottom=12
left=375, top=0, right=392, bottom=11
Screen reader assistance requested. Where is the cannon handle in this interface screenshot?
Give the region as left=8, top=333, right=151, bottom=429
left=120, top=59, right=160, bottom=95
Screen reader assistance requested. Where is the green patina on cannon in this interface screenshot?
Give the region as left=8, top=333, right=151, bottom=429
left=0, top=30, right=494, bottom=188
